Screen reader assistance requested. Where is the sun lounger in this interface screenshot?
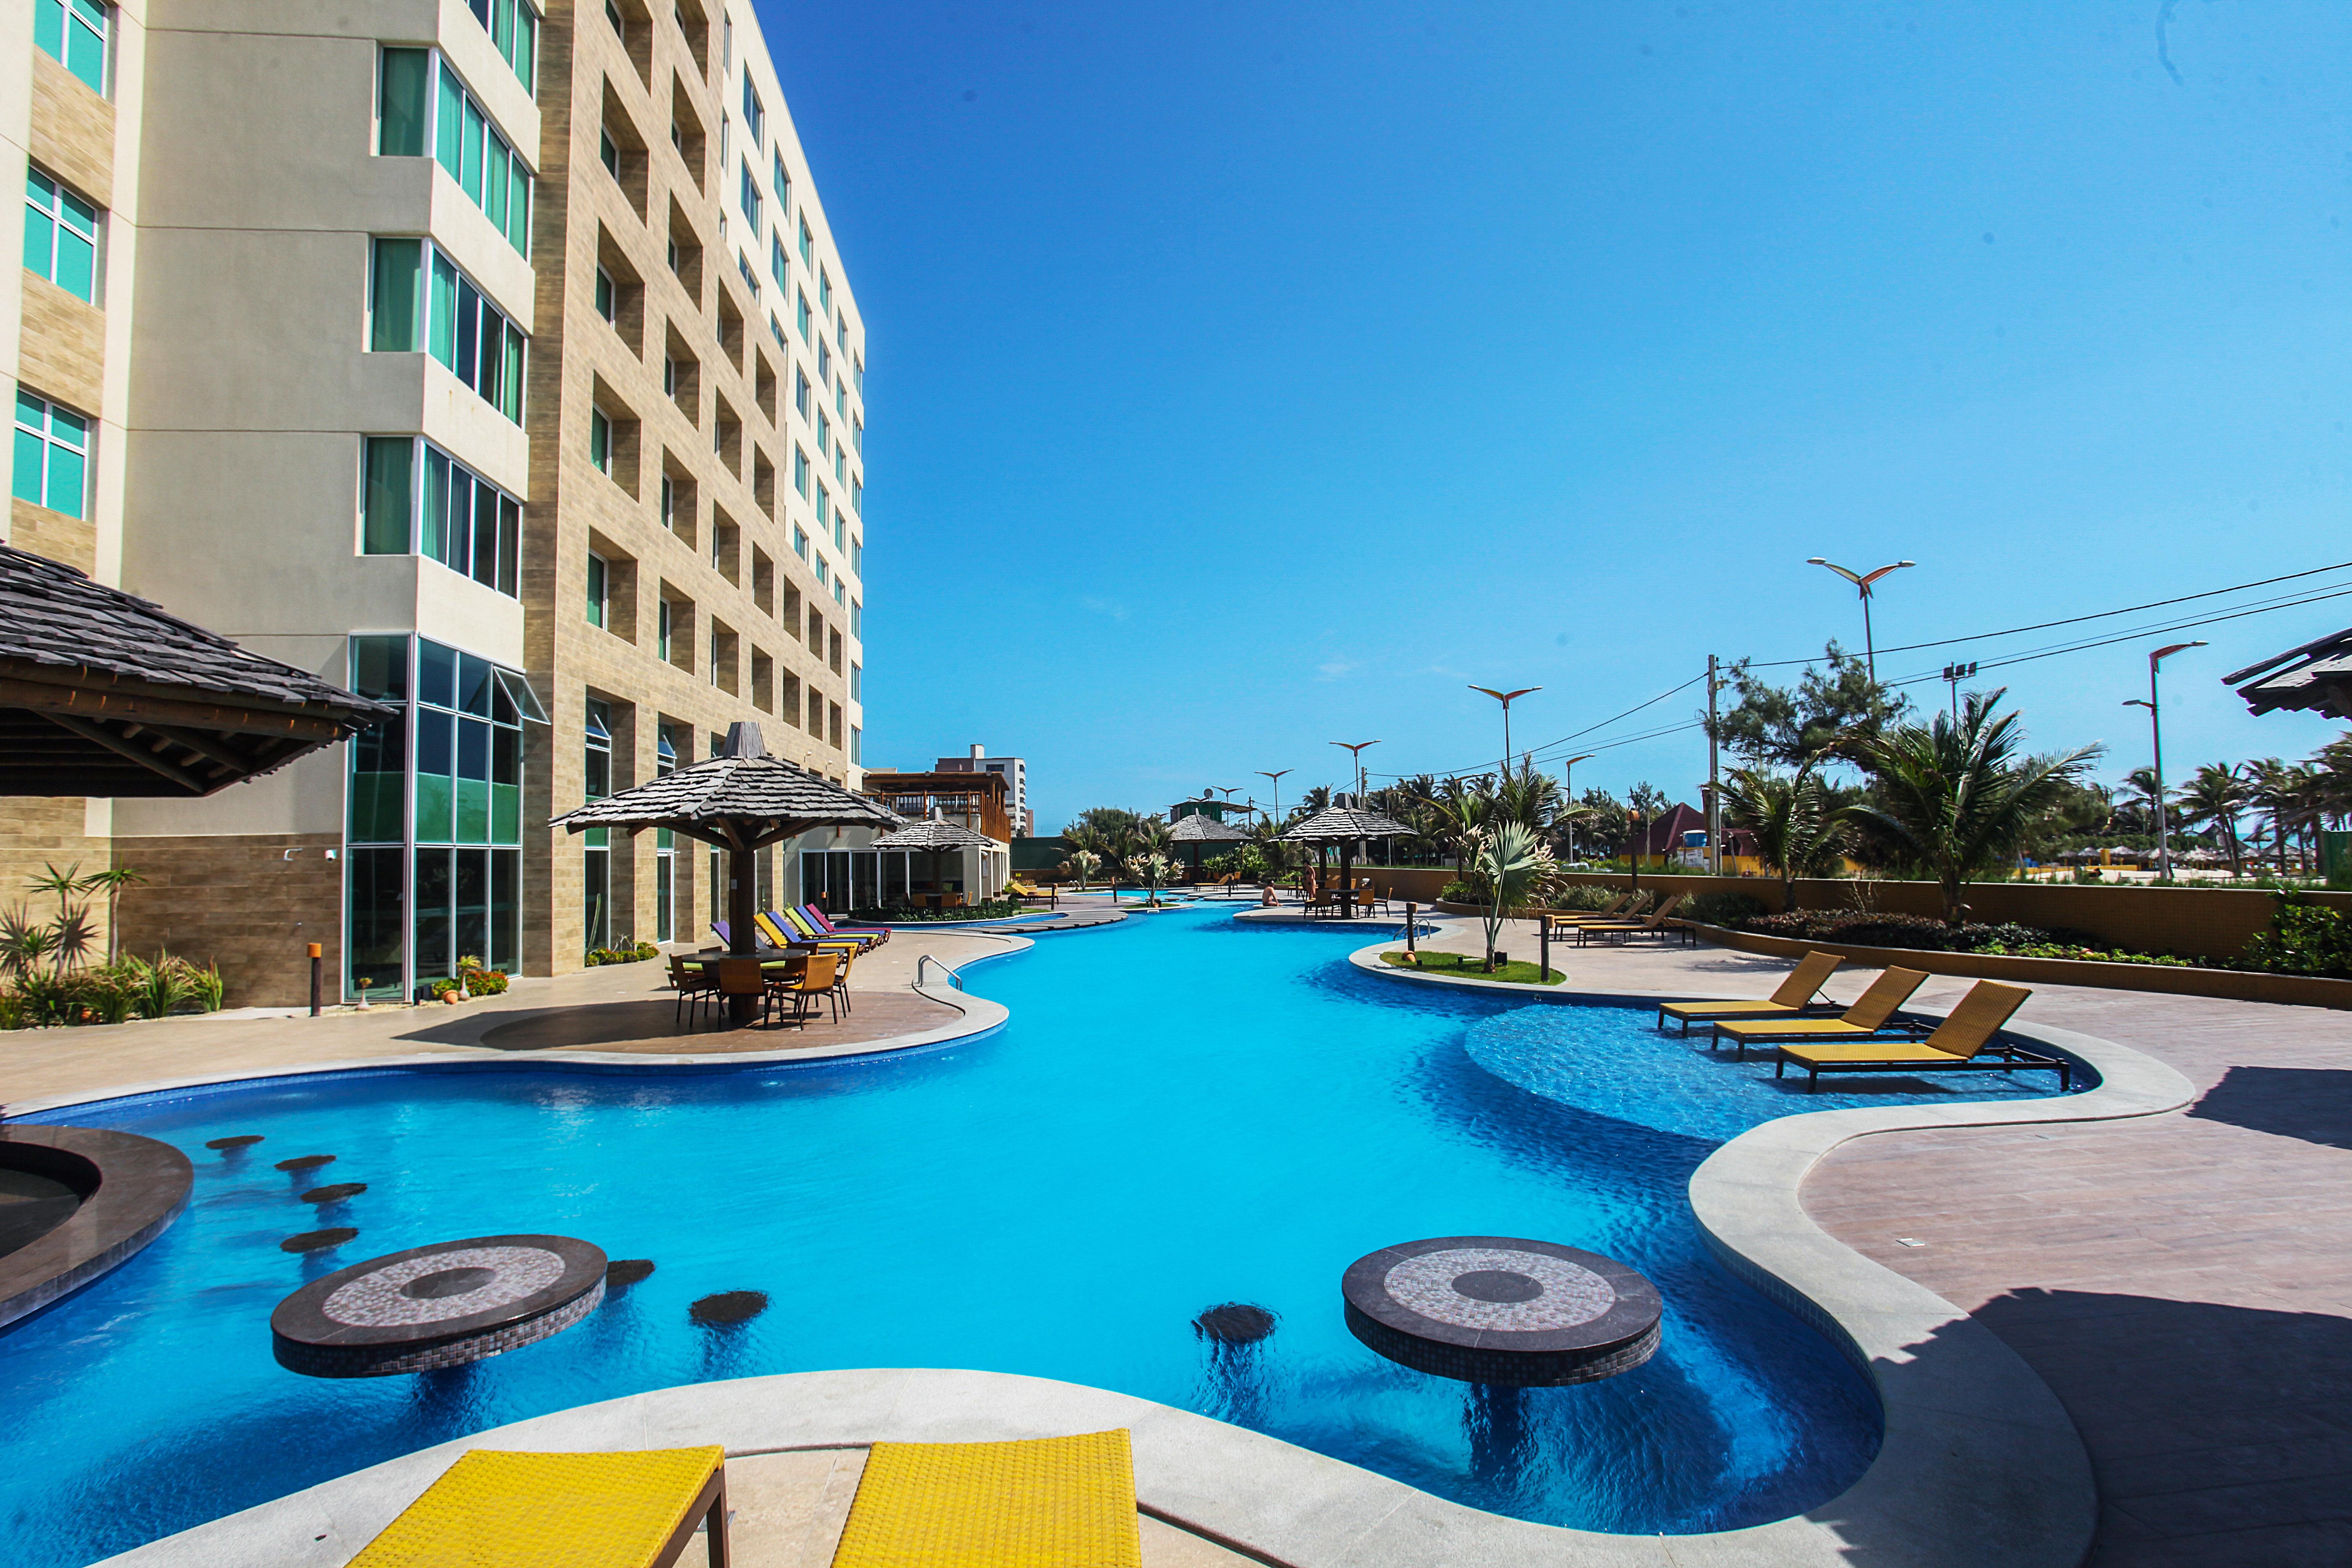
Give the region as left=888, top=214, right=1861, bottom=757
left=1542, top=893, right=1636, bottom=930
left=1709, top=965, right=1931, bottom=1058
left=1573, top=893, right=1690, bottom=946
left=1008, top=879, right=1057, bottom=907
left=347, top=1447, right=729, bottom=1568
left=757, top=910, right=861, bottom=955
left=1657, top=950, right=1845, bottom=1034
left=1774, top=980, right=2068, bottom=1092
left=792, top=904, right=887, bottom=949
left=832, top=1431, right=1140, bottom=1568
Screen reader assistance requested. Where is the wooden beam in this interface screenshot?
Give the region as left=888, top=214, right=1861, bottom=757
left=0, top=669, right=353, bottom=740
left=140, top=723, right=259, bottom=775
left=41, top=713, right=211, bottom=792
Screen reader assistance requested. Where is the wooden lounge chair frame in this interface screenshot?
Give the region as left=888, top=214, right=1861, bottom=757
left=1542, top=892, right=1636, bottom=929
left=1573, top=893, right=1691, bottom=946
left=1774, top=980, right=2070, bottom=1092
left=1656, top=950, right=1845, bottom=1034
left=1710, top=965, right=1932, bottom=1058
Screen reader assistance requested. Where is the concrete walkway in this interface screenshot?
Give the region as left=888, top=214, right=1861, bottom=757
left=1387, top=916, right=2352, bottom=1567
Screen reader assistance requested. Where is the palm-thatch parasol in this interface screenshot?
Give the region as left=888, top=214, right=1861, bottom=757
left=1169, top=810, right=1249, bottom=882
left=1279, top=804, right=1414, bottom=916
left=870, top=816, right=994, bottom=910
left=551, top=722, right=901, bottom=1015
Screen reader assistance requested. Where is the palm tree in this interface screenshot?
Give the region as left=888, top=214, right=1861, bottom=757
left=1431, top=777, right=1493, bottom=881
left=2177, top=763, right=2249, bottom=877
left=2240, top=759, right=2308, bottom=874
left=1721, top=765, right=1845, bottom=910
left=79, top=865, right=147, bottom=962
left=1843, top=690, right=2101, bottom=924
left=1064, top=849, right=1102, bottom=892
left=1471, top=820, right=1558, bottom=972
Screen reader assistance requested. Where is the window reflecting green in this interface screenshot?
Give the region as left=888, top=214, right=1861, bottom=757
left=379, top=49, right=430, bottom=156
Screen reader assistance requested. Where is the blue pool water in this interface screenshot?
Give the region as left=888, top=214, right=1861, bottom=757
left=1, top=908, right=2069, bottom=1563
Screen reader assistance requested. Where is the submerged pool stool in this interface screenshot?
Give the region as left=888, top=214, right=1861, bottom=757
left=1343, top=1235, right=1661, bottom=1385
left=347, top=1446, right=729, bottom=1568
left=271, top=1233, right=607, bottom=1377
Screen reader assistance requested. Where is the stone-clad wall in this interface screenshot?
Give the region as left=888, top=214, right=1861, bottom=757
left=112, top=832, right=343, bottom=1007
left=0, top=799, right=114, bottom=957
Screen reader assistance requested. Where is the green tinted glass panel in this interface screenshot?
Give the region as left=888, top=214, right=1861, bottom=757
left=456, top=778, right=490, bottom=844
left=492, top=782, right=521, bottom=844
left=370, top=239, right=421, bottom=350
left=507, top=164, right=529, bottom=254
left=361, top=437, right=411, bottom=553
left=429, top=251, right=457, bottom=366
left=351, top=771, right=405, bottom=843
left=34, top=0, right=64, bottom=62
left=436, top=64, right=463, bottom=180
left=65, top=0, right=104, bottom=91
left=379, top=49, right=430, bottom=155
left=585, top=824, right=608, bottom=849
left=460, top=97, right=484, bottom=200
left=415, top=772, right=453, bottom=842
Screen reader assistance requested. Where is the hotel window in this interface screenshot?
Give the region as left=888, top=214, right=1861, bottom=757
left=850, top=536, right=861, bottom=577
left=770, top=313, right=786, bottom=348
left=835, top=380, right=847, bottom=419
left=34, top=0, right=107, bottom=94
left=739, top=158, right=761, bottom=229
left=586, top=552, right=609, bottom=627
left=816, top=338, right=831, bottom=385
left=24, top=169, right=99, bottom=304
left=606, top=0, right=624, bottom=36
left=833, top=579, right=845, bottom=607
left=851, top=416, right=862, bottom=456
left=815, top=411, right=829, bottom=457
left=792, top=525, right=809, bottom=561
left=658, top=598, right=673, bottom=661
left=367, top=239, right=526, bottom=423
left=463, top=0, right=538, bottom=95
left=601, top=129, right=620, bottom=177
left=595, top=266, right=616, bottom=322
left=794, top=371, right=811, bottom=419
left=742, top=77, right=765, bottom=145
left=11, top=390, right=88, bottom=518
left=770, top=233, right=788, bottom=290
left=737, top=250, right=759, bottom=297
left=792, top=445, right=809, bottom=498
left=795, top=290, right=811, bottom=342
left=850, top=663, right=861, bottom=701
left=818, top=268, right=832, bottom=317
left=660, top=473, right=676, bottom=531
left=832, top=511, right=844, bottom=551
left=655, top=726, right=679, bottom=941
left=360, top=437, right=522, bottom=596
left=815, top=555, right=829, bottom=589
left=815, top=483, right=829, bottom=528
left=773, top=153, right=791, bottom=217
left=835, top=447, right=847, bottom=485
left=583, top=698, right=613, bottom=950
left=837, top=316, right=848, bottom=353
left=851, top=598, right=861, bottom=639
left=590, top=408, right=612, bottom=473
left=798, top=216, right=813, bottom=268
left=851, top=726, right=861, bottom=766
left=853, top=356, right=864, bottom=396
left=379, top=51, right=531, bottom=255
left=850, top=476, right=861, bottom=517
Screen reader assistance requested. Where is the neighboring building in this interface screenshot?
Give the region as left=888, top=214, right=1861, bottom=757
left=819, top=766, right=1012, bottom=908
left=935, top=744, right=1029, bottom=836
left=1, top=0, right=867, bottom=1002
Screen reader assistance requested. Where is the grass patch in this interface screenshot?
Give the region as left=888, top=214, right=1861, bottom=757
left=1381, top=951, right=1565, bottom=985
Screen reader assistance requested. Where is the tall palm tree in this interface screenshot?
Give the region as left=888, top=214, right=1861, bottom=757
left=1721, top=765, right=1845, bottom=910
left=2239, top=759, right=2306, bottom=874
left=1431, top=778, right=1492, bottom=880
left=2177, top=763, right=2249, bottom=877
left=1843, top=690, right=2101, bottom=924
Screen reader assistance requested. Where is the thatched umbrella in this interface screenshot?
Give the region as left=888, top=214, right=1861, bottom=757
left=551, top=722, right=900, bottom=1019
left=870, top=816, right=993, bottom=910
left=1279, top=805, right=1414, bottom=917
left=1170, top=811, right=1248, bottom=882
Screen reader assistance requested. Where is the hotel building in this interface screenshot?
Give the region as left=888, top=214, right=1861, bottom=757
left=3, top=0, right=867, bottom=1003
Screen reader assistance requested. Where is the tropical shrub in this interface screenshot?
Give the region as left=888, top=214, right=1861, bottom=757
left=1681, top=890, right=1767, bottom=927
left=464, top=969, right=511, bottom=996
left=2241, top=892, right=2352, bottom=978
left=1549, top=884, right=1622, bottom=912
left=1438, top=880, right=1478, bottom=903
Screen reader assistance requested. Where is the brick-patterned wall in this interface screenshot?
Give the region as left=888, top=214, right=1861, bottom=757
left=113, top=834, right=343, bottom=1007
left=28, top=49, right=115, bottom=208
left=18, top=273, right=107, bottom=418
left=0, top=799, right=113, bottom=957
left=6, top=498, right=95, bottom=578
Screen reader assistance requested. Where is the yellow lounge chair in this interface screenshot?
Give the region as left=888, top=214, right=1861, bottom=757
left=1709, top=965, right=1931, bottom=1058
left=1542, top=893, right=1638, bottom=930
left=349, top=1447, right=729, bottom=1568
left=758, top=910, right=862, bottom=956
left=1775, top=980, right=2068, bottom=1092
left=1573, top=893, right=1689, bottom=946
left=1657, top=950, right=1844, bottom=1034
left=833, top=1430, right=1141, bottom=1568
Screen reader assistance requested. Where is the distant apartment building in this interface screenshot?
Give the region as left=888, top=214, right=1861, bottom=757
left=935, top=745, right=1030, bottom=836
left=2, top=0, right=867, bottom=1002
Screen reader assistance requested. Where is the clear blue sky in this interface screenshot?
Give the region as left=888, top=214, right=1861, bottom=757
left=767, top=1, right=2352, bottom=832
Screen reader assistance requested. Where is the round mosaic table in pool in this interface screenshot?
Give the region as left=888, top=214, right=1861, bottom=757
left=1342, top=1235, right=1661, bottom=1386
left=271, top=1234, right=607, bottom=1377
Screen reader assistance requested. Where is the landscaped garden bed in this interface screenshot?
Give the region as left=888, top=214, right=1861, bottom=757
left=1379, top=951, right=1565, bottom=985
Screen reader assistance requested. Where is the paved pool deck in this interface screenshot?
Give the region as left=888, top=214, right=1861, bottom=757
left=1389, top=916, right=2352, bottom=1567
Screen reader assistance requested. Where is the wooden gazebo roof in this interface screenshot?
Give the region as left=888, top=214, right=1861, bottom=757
left=551, top=722, right=902, bottom=850
left=870, top=818, right=993, bottom=851
left=1170, top=813, right=1250, bottom=843
left=0, top=545, right=396, bottom=797
left=1277, top=805, right=1416, bottom=842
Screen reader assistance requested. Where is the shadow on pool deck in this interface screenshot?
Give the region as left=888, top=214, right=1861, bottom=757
left=392, top=990, right=962, bottom=1054
left=2184, top=1065, right=2352, bottom=1152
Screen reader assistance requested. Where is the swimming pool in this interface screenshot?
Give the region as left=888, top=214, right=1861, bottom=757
left=1, top=908, right=2067, bottom=1564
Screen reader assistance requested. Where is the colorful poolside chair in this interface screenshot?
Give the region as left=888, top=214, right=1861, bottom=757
left=347, top=1447, right=729, bottom=1568
left=1709, top=965, right=1931, bottom=1058
left=1656, top=950, right=1844, bottom=1034
left=1774, top=980, right=2068, bottom=1092
left=831, top=1430, right=1140, bottom=1568
left=800, top=903, right=889, bottom=948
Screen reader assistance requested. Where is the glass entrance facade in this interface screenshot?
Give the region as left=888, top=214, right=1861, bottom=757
left=346, top=634, right=533, bottom=998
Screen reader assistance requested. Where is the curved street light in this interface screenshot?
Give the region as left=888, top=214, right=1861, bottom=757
left=1331, top=741, right=1381, bottom=802
left=1468, top=686, right=1541, bottom=780
left=1804, top=558, right=1915, bottom=682
left=2123, top=640, right=2207, bottom=882
left=1560, top=752, right=1595, bottom=862
left=1256, top=769, right=1291, bottom=828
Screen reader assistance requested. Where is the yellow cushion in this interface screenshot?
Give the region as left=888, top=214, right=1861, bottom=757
left=1659, top=1000, right=1794, bottom=1019
left=1715, top=1019, right=1880, bottom=1041
left=348, top=1447, right=723, bottom=1568
left=1779, top=1041, right=1967, bottom=1066
left=833, top=1431, right=1141, bottom=1568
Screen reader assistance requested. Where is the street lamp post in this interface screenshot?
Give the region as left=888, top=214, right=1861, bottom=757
left=1560, top=752, right=1594, bottom=864
left=1469, top=686, right=1541, bottom=781
left=1805, top=558, right=1916, bottom=683
left=2122, top=641, right=2207, bottom=883
left=1256, top=770, right=1291, bottom=829
left=1331, top=741, right=1381, bottom=803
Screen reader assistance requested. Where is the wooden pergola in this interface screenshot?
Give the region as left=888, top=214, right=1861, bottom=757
left=0, top=545, right=393, bottom=796
left=1278, top=805, right=1414, bottom=916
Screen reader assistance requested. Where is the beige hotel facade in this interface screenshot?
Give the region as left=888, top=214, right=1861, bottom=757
left=2, top=0, right=868, bottom=1003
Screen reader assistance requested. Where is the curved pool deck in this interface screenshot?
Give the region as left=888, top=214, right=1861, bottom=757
left=15, top=908, right=2199, bottom=1568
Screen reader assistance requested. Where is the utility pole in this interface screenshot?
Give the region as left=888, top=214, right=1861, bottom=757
left=1706, top=654, right=1722, bottom=876
left=2124, top=641, right=2206, bottom=882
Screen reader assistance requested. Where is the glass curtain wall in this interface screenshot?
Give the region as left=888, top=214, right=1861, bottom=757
left=346, top=635, right=526, bottom=999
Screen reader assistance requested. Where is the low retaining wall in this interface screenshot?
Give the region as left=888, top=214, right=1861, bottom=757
left=1692, top=923, right=2352, bottom=1010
